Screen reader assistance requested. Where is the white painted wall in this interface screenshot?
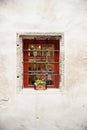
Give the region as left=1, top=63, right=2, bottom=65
left=0, top=0, right=87, bottom=130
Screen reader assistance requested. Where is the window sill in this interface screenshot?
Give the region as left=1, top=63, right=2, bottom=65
left=18, top=88, right=64, bottom=95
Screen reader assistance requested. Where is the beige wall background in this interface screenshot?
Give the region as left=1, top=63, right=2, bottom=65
left=0, top=0, right=87, bottom=130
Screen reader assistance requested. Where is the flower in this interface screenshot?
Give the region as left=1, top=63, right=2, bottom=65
left=34, top=79, right=46, bottom=86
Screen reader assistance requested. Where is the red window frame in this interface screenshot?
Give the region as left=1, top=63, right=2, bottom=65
left=23, top=39, right=60, bottom=88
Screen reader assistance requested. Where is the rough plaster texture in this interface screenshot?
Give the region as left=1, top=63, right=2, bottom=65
left=0, top=0, right=87, bottom=130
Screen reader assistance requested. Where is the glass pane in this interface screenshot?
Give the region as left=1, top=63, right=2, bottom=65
left=35, top=44, right=41, bottom=56
left=42, top=44, right=46, bottom=50
left=36, top=74, right=40, bottom=80
left=47, top=44, right=54, bottom=57
left=42, top=44, right=47, bottom=56
left=36, top=63, right=41, bottom=71
left=28, top=63, right=35, bottom=85
left=42, top=58, right=46, bottom=63
left=48, top=44, right=54, bottom=50
left=28, top=63, right=34, bottom=71
left=28, top=58, right=36, bottom=71
left=29, top=74, right=35, bottom=85
left=42, top=63, right=47, bottom=71
left=28, top=44, right=35, bottom=57
left=46, top=75, right=54, bottom=85
left=29, top=58, right=34, bottom=63
left=27, top=42, right=59, bottom=86
left=48, top=59, right=54, bottom=63
left=47, top=51, right=54, bottom=57
left=42, top=51, right=47, bottom=57
left=47, top=64, right=54, bottom=71
left=42, top=74, right=46, bottom=81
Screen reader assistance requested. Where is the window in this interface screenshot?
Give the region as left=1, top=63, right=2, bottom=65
left=17, top=33, right=64, bottom=90
left=23, top=39, right=60, bottom=89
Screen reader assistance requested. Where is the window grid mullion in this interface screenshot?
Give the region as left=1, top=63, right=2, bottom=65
left=23, top=49, right=59, bottom=52
left=46, top=39, right=48, bottom=80
left=34, top=39, right=36, bottom=81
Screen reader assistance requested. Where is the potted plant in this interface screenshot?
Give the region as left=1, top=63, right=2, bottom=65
left=34, top=79, right=47, bottom=90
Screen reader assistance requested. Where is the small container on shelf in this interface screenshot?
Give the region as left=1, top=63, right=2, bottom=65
left=34, top=80, right=47, bottom=90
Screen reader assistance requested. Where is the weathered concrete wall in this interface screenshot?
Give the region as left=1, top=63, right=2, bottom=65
left=0, top=0, right=87, bottom=130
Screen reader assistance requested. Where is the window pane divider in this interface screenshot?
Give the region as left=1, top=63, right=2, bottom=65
left=23, top=73, right=60, bottom=76
left=23, top=49, right=60, bottom=52
left=28, top=71, right=54, bottom=73
left=23, top=62, right=60, bottom=64
left=34, top=39, right=36, bottom=81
